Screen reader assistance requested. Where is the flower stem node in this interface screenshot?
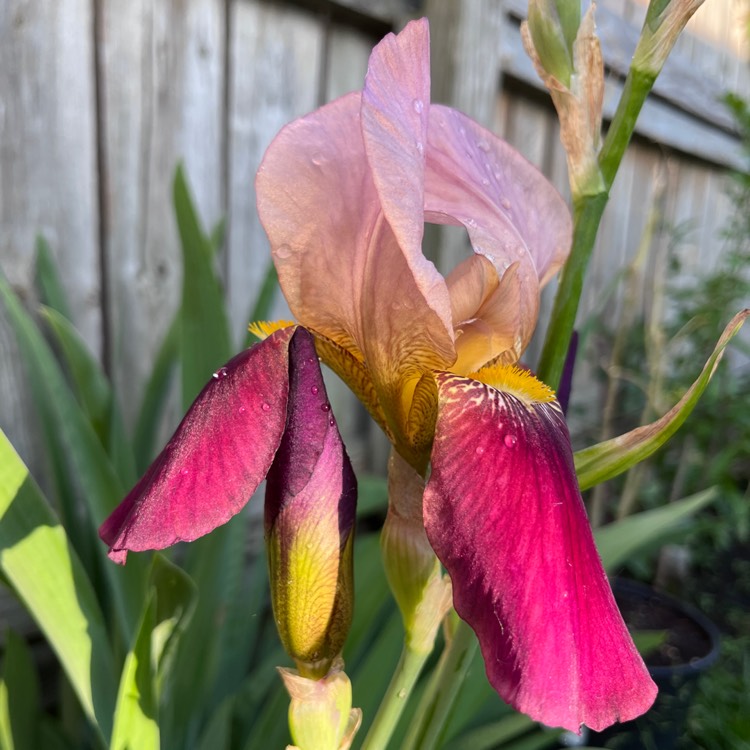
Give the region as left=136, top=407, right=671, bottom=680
left=280, top=658, right=362, bottom=750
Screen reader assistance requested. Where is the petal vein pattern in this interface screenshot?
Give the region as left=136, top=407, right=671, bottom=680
left=99, top=327, right=295, bottom=563
left=424, top=372, right=657, bottom=732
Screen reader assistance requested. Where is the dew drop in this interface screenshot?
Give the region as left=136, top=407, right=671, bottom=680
left=481, top=177, right=490, bottom=186
left=321, top=403, right=331, bottom=412
left=412, top=98, right=424, bottom=114
left=307, top=357, right=316, bottom=365
left=329, top=418, right=335, bottom=427
left=501, top=198, right=512, bottom=211
left=310, top=385, right=319, bottom=395
left=475, top=445, right=485, bottom=456
left=212, top=366, right=229, bottom=379
left=275, top=244, right=292, bottom=260
left=477, top=138, right=490, bottom=152
left=504, top=433, right=517, bottom=448
left=261, top=402, right=271, bottom=412
left=398, top=688, right=407, bottom=699
left=415, top=140, right=424, bottom=156
left=180, top=468, right=189, bottom=476
left=311, top=152, right=325, bottom=166
left=562, top=591, right=569, bottom=599
left=239, top=406, right=246, bottom=414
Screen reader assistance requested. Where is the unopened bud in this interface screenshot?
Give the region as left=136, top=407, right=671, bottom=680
left=265, top=328, right=357, bottom=679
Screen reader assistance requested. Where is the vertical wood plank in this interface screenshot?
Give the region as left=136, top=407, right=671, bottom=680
left=0, top=0, right=100, bottom=473
left=100, top=0, right=226, bottom=420
left=225, top=0, right=323, bottom=337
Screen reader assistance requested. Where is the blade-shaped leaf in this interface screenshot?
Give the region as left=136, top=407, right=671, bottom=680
left=0, top=630, right=40, bottom=750
left=243, top=262, right=279, bottom=348
left=0, top=432, right=116, bottom=741
left=575, top=310, right=749, bottom=490
left=173, top=164, right=232, bottom=409
left=0, top=272, right=146, bottom=640
left=133, top=317, right=179, bottom=475
left=594, top=487, right=719, bottom=572
left=40, top=306, right=136, bottom=486
left=110, top=593, right=159, bottom=750
left=34, top=236, right=72, bottom=320
left=110, top=555, right=196, bottom=750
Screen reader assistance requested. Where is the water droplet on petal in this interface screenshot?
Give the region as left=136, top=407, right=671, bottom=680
left=180, top=468, right=189, bottom=476
left=481, top=177, right=490, bottom=186
left=311, top=152, right=325, bottom=166
left=415, top=140, right=424, bottom=156
left=310, top=385, right=319, bottom=395
left=321, top=403, right=331, bottom=412
left=276, top=244, right=292, bottom=260
left=329, top=418, right=335, bottom=426
left=477, top=138, right=490, bottom=152
left=261, top=402, right=271, bottom=412
left=239, top=406, right=246, bottom=414
left=475, top=445, right=485, bottom=456
left=501, top=198, right=512, bottom=211
left=212, top=366, right=229, bottom=379
left=398, top=688, right=407, bottom=699
left=504, top=433, right=517, bottom=448
left=412, top=98, right=424, bottom=114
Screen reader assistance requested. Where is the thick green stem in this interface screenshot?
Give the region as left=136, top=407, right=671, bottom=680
left=537, top=192, right=608, bottom=388
left=537, top=66, right=658, bottom=388
left=402, top=618, right=478, bottom=750
left=598, top=68, right=657, bottom=188
left=360, top=644, right=431, bottom=750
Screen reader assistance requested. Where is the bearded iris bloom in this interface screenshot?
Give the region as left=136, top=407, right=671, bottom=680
left=101, top=18, right=656, bottom=734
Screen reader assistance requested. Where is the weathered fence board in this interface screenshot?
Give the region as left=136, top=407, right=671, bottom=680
left=100, top=0, right=227, bottom=416
left=0, top=0, right=101, bottom=478
left=0, top=0, right=747, bottom=485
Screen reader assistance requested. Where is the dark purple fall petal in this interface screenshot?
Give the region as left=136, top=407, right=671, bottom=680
left=265, top=328, right=357, bottom=672
left=99, top=327, right=295, bottom=564
left=423, top=373, right=657, bottom=732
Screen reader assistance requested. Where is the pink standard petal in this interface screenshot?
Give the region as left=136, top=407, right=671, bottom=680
left=99, top=327, right=295, bottom=564
left=425, top=107, right=572, bottom=362
left=361, top=19, right=450, bottom=328
left=424, top=373, right=657, bottom=732
left=257, top=92, right=455, bottom=443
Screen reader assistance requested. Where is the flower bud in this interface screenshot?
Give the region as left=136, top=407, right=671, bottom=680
left=633, top=0, right=705, bottom=76
left=265, top=329, right=357, bottom=679
left=280, top=658, right=362, bottom=750
left=380, top=450, right=452, bottom=653
left=522, top=4, right=605, bottom=198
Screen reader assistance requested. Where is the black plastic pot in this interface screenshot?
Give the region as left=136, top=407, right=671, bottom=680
left=588, top=578, right=721, bottom=750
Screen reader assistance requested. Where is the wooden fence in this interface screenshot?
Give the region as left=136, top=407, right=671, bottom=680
left=1, top=0, right=748, bottom=481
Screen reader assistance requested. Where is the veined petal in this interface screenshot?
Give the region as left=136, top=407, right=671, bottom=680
left=99, top=327, right=295, bottom=564
left=424, top=371, right=657, bottom=732
left=257, top=93, right=455, bottom=456
left=361, top=19, right=451, bottom=333
left=425, top=106, right=572, bottom=362
left=266, top=328, right=357, bottom=676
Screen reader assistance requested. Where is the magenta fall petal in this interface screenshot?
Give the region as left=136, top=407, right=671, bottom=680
left=99, top=327, right=296, bottom=563
left=423, top=372, right=657, bottom=732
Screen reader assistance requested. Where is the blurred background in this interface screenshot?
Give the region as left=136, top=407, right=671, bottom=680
left=1, top=0, right=749, bottom=747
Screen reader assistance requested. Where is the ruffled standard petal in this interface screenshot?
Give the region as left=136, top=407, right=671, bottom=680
left=425, top=106, right=572, bottom=363
left=423, top=371, right=657, bottom=732
left=99, top=327, right=296, bottom=564
left=266, top=328, right=357, bottom=676
left=257, top=93, right=455, bottom=459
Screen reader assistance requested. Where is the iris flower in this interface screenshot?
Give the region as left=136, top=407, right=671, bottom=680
left=101, top=19, right=656, bottom=733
